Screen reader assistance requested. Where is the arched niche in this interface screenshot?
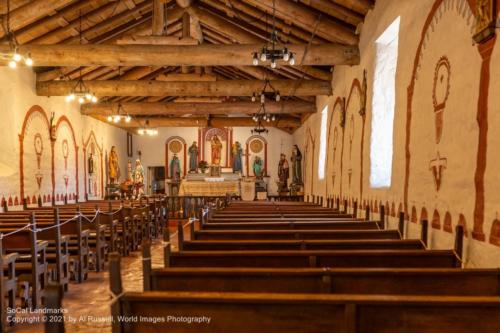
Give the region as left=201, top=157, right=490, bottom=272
left=165, top=136, right=187, bottom=179
left=245, top=135, right=268, bottom=177
left=83, top=131, right=104, bottom=199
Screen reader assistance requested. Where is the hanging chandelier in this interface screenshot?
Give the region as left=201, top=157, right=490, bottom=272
left=1, top=0, right=33, bottom=68
left=106, top=103, right=131, bottom=123
left=251, top=78, right=278, bottom=125
left=65, top=11, right=97, bottom=104
left=252, top=0, right=295, bottom=68
left=137, top=120, right=158, bottom=136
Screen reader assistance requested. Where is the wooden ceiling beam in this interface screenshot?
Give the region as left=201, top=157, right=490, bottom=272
left=244, top=0, right=358, bottom=45
left=81, top=101, right=316, bottom=116
left=36, top=79, right=332, bottom=97
left=201, top=0, right=327, bottom=44
left=299, top=0, right=363, bottom=26
left=8, top=43, right=358, bottom=67
left=330, top=0, right=373, bottom=15
left=107, top=116, right=301, bottom=128
left=0, top=0, right=75, bottom=38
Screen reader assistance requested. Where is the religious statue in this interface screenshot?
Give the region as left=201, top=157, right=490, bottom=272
left=88, top=153, right=94, bottom=175
left=211, top=135, right=223, bottom=166
left=108, top=146, right=120, bottom=184
left=291, top=145, right=303, bottom=185
left=231, top=141, right=243, bottom=173
left=278, top=153, right=290, bottom=191
left=170, top=154, right=181, bottom=182
left=188, top=141, right=199, bottom=173
left=133, top=159, right=145, bottom=196
left=253, top=156, right=264, bottom=178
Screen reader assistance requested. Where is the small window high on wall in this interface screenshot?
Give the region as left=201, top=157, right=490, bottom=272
left=318, top=105, right=328, bottom=180
left=369, top=17, right=400, bottom=188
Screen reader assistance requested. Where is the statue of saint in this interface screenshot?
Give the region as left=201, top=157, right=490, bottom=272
left=188, top=141, right=199, bottom=173
left=133, top=159, right=145, bottom=196
left=253, top=156, right=264, bottom=178
left=211, top=135, right=223, bottom=166
left=88, top=153, right=94, bottom=175
left=108, top=146, right=120, bottom=184
left=170, top=154, right=181, bottom=182
left=278, top=153, right=290, bottom=189
left=291, top=145, right=303, bottom=185
left=231, top=141, right=243, bottom=173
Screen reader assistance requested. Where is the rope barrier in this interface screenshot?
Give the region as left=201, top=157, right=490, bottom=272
left=0, top=207, right=119, bottom=238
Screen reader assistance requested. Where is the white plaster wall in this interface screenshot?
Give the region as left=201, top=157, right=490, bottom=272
left=0, top=67, right=129, bottom=206
left=294, top=0, right=500, bottom=267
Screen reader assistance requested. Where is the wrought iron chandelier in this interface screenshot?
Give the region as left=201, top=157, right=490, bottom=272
left=106, top=103, right=131, bottom=124
left=137, top=120, right=158, bottom=136
left=65, top=11, right=97, bottom=104
left=252, top=0, right=295, bottom=68
left=251, top=78, right=278, bottom=122
left=1, top=0, right=33, bottom=68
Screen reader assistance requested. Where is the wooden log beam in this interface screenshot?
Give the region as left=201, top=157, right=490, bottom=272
left=152, top=0, right=167, bottom=35
left=299, top=0, right=364, bottom=26
left=108, top=116, right=301, bottom=128
left=244, top=0, right=358, bottom=45
left=3, top=44, right=358, bottom=66
left=0, top=0, right=75, bottom=38
left=81, top=101, right=316, bottom=116
left=116, top=35, right=199, bottom=45
left=331, top=0, right=373, bottom=15
left=36, top=79, right=332, bottom=97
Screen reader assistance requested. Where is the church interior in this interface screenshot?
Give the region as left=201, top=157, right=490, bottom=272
left=0, top=0, right=499, bottom=332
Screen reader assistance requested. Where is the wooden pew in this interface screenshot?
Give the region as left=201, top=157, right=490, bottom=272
left=165, top=249, right=461, bottom=268
left=1, top=238, right=18, bottom=331
left=193, top=229, right=402, bottom=241
left=109, top=254, right=500, bottom=333
left=180, top=239, right=425, bottom=251
left=200, top=221, right=384, bottom=230
left=0, top=215, right=47, bottom=308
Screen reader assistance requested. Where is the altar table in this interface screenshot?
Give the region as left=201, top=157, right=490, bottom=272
left=179, top=180, right=240, bottom=196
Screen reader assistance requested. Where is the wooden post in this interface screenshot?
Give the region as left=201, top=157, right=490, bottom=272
left=353, top=201, right=358, bottom=218
left=109, top=253, right=122, bottom=333
left=44, top=285, right=65, bottom=333
left=365, top=205, right=370, bottom=221
left=177, top=220, right=184, bottom=251
left=336, top=198, right=340, bottom=211
left=189, top=218, right=195, bottom=240
left=142, top=240, right=151, bottom=291
left=421, top=219, right=429, bottom=248
left=38, top=195, right=42, bottom=207
left=454, top=225, right=464, bottom=265
left=343, top=199, right=348, bottom=214
left=398, top=212, right=405, bottom=238
left=163, top=241, right=171, bottom=268
left=379, top=204, right=385, bottom=229
left=320, top=197, right=324, bottom=207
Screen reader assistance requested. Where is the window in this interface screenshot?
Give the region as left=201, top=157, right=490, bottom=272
left=369, top=17, right=400, bottom=188
left=318, top=105, right=328, bottom=180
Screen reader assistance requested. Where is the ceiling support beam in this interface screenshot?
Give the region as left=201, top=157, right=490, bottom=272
left=81, top=101, right=316, bottom=116
left=36, top=79, right=332, bottom=97
left=107, top=116, right=301, bottom=128
left=243, top=0, right=358, bottom=45
left=12, top=43, right=359, bottom=67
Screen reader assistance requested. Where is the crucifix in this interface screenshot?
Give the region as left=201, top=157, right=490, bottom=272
left=429, top=151, right=447, bottom=191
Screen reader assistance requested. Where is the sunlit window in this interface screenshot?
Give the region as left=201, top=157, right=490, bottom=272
left=318, top=105, right=328, bottom=180
left=369, top=17, right=400, bottom=188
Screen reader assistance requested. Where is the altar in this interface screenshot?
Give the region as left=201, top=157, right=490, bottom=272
left=178, top=172, right=241, bottom=196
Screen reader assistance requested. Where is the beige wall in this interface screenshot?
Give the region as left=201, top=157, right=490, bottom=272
left=0, top=67, right=128, bottom=207
left=295, top=0, right=500, bottom=268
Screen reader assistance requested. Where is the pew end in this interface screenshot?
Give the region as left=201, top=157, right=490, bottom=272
left=44, top=284, right=65, bottom=333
